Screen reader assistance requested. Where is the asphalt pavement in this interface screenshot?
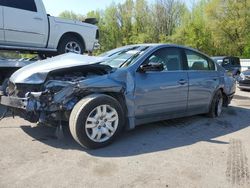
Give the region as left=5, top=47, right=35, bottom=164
left=0, top=89, right=249, bottom=188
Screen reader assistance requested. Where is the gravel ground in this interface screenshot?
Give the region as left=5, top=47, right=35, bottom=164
left=0, top=89, right=249, bottom=188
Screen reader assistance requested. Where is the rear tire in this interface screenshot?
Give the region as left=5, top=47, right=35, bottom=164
left=69, top=95, right=125, bottom=149
left=208, top=90, right=223, bottom=118
left=57, top=36, right=85, bottom=55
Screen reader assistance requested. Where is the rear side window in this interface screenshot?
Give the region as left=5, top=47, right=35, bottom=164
left=186, top=50, right=215, bottom=71
left=4, top=0, right=37, bottom=12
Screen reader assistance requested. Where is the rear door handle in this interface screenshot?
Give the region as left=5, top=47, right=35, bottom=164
left=178, top=79, right=187, bottom=85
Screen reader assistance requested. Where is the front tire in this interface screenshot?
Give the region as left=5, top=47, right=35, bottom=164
left=208, top=90, right=223, bottom=118
left=69, top=95, right=125, bottom=149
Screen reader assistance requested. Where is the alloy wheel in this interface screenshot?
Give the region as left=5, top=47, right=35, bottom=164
left=85, top=105, right=119, bottom=143
left=65, top=41, right=81, bottom=54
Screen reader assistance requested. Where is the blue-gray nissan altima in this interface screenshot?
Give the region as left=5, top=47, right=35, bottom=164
left=0, top=44, right=236, bottom=149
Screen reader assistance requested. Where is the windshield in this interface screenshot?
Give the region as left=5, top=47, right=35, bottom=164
left=99, top=46, right=149, bottom=68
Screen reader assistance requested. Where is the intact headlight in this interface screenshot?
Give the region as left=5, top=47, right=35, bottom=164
left=240, top=73, right=245, bottom=80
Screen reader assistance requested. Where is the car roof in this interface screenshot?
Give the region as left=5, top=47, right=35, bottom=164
left=100, top=43, right=212, bottom=60
left=123, top=43, right=212, bottom=58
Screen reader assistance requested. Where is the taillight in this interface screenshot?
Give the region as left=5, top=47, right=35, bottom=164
left=96, top=30, right=99, bottom=40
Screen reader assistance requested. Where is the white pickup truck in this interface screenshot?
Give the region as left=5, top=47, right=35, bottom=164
left=0, top=0, right=99, bottom=57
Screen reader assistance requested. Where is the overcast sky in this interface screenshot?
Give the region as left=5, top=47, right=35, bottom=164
left=43, top=0, right=194, bottom=16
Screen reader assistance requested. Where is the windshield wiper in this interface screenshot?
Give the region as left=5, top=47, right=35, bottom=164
left=119, top=46, right=149, bottom=68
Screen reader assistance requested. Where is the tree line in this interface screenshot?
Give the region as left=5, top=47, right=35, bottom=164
left=60, top=0, right=250, bottom=58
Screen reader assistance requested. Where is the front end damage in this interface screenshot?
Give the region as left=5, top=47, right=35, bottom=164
left=0, top=56, right=127, bottom=125
left=0, top=53, right=138, bottom=131
left=1, top=80, right=79, bottom=124
left=0, top=74, right=126, bottom=127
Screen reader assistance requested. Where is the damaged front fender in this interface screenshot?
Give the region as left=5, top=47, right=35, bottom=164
left=78, top=75, right=125, bottom=93
left=23, top=75, right=125, bottom=113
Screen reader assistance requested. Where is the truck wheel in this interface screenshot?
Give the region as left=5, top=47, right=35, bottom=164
left=69, top=95, right=125, bottom=149
left=207, top=90, right=223, bottom=118
left=57, top=36, right=84, bottom=55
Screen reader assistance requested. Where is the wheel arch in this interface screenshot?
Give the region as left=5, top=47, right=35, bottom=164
left=220, top=88, right=230, bottom=107
left=208, top=88, right=224, bottom=109
left=57, top=32, right=86, bottom=52
left=77, top=92, right=129, bottom=129
left=212, top=88, right=228, bottom=107
left=102, top=92, right=128, bottom=116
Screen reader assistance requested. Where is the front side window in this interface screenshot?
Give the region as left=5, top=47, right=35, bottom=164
left=186, top=50, right=215, bottom=71
left=145, top=48, right=183, bottom=71
left=4, top=0, right=37, bottom=12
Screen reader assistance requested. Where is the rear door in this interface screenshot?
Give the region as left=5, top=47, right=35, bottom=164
left=134, top=47, right=188, bottom=119
left=185, top=49, right=219, bottom=113
left=0, top=1, right=4, bottom=43
left=3, top=0, right=48, bottom=47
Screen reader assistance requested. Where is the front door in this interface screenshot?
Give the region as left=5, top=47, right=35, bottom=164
left=3, top=0, right=48, bottom=47
left=134, top=47, right=188, bottom=119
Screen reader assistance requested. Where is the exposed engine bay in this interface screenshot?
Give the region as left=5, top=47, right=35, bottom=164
left=7, top=64, right=112, bottom=97
left=46, top=65, right=111, bottom=82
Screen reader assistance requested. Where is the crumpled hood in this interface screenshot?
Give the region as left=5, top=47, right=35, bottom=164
left=10, top=53, right=104, bottom=84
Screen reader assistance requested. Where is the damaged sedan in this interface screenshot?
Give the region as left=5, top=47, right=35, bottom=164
left=0, top=44, right=236, bottom=149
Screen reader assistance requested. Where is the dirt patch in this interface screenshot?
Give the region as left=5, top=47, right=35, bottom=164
left=226, top=139, right=250, bottom=186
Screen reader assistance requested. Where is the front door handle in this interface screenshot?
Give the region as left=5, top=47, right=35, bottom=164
left=34, top=17, right=43, bottom=21
left=178, top=79, right=187, bottom=85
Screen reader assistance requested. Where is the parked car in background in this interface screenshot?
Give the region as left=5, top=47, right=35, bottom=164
left=0, top=0, right=99, bottom=57
left=0, top=44, right=236, bottom=149
left=212, top=56, right=241, bottom=76
left=238, top=70, right=250, bottom=90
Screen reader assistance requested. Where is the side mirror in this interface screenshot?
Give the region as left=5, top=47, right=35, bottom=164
left=139, top=62, right=164, bottom=72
